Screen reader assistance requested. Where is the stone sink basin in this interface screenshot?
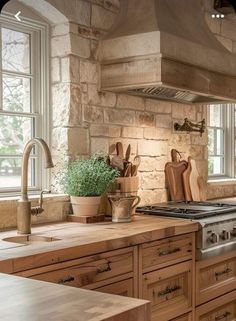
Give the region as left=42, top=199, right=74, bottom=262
left=2, top=235, right=61, bottom=245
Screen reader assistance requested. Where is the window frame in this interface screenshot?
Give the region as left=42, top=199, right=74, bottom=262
left=0, top=12, right=50, bottom=196
left=207, top=103, right=235, bottom=180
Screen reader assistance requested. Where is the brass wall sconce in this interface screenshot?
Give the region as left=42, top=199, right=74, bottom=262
left=174, top=118, right=206, bottom=136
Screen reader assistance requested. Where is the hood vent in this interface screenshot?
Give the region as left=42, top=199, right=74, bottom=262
left=99, top=0, right=236, bottom=104
left=129, top=87, right=221, bottom=104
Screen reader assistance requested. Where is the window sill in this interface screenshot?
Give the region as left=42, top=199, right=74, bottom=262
left=208, top=178, right=236, bottom=185
left=0, top=193, right=70, bottom=203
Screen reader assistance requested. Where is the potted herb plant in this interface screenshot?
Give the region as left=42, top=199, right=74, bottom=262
left=60, top=156, right=119, bottom=216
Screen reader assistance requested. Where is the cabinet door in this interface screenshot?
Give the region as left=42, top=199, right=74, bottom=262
left=195, top=290, right=236, bottom=321
left=196, top=254, right=236, bottom=305
left=171, top=313, right=192, bottom=321
left=141, top=234, right=193, bottom=273
left=95, top=278, right=134, bottom=297
left=142, top=261, right=192, bottom=321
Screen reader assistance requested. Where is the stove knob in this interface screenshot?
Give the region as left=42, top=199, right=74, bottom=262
left=208, top=232, right=218, bottom=244
left=231, top=227, right=236, bottom=237
left=221, top=229, right=230, bottom=241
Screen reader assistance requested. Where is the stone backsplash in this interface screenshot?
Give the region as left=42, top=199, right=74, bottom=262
left=1, top=0, right=236, bottom=231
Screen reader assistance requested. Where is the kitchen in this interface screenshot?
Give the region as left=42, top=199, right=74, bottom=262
left=1, top=0, right=236, bottom=320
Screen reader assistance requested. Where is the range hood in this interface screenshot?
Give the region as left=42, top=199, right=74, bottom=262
left=99, top=0, right=236, bottom=104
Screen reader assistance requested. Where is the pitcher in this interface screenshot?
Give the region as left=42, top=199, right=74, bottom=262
left=108, top=195, right=141, bottom=223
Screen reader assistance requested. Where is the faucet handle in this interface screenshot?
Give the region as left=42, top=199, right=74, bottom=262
left=31, top=189, right=51, bottom=216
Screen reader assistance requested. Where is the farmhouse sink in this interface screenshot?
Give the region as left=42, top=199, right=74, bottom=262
left=2, top=235, right=61, bottom=245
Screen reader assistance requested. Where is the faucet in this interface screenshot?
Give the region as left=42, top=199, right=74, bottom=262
left=17, top=138, right=54, bottom=234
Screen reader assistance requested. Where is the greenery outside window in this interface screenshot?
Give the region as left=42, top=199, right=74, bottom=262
left=0, top=13, right=49, bottom=194
left=208, top=104, right=235, bottom=179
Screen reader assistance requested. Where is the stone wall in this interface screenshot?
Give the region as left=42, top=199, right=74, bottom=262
left=1, top=0, right=236, bottom=231
left=47, top=0, right=209, bottom=205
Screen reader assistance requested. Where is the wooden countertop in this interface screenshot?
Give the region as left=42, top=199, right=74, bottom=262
left=0, top=215, right=198, bottom=273
left=0, top=273, right=150, bottom=321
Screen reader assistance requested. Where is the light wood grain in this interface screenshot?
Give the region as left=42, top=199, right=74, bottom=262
left=189, top=159, right=201, bottom=201
left=182, top=160, right=192, bottom=201
left=165, top=161, right=188, bottom=201
left=0, top=273, right=150, bottom=321
left=0, top=215, right=198, bottom=274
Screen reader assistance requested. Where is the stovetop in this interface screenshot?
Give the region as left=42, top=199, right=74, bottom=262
left=136, top=201, right=236, bottom=220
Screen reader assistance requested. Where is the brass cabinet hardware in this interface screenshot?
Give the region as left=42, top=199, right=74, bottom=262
left=58, top=275, right=75, bottom=284
left=215, top=268, right=232, bottom=278
left=157, top=285, right=181, bottom=297
left=215, top=311, right=231, bottom=321
left=158, top=248, right=181, bottom=256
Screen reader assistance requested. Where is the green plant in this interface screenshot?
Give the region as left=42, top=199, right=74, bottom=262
left=60, top=156, right=119, bottom=197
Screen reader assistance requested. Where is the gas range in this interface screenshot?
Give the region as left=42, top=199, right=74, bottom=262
left=136, top=201, right=236, bottom=259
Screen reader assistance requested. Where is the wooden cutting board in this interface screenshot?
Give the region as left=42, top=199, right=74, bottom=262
left=189, top=158, right=201, bottom=201
left=165, top=160, right=188, bottom=201
left=182, top=158, right=192, bottom=201
left=198, top=176, right=207, bottom=201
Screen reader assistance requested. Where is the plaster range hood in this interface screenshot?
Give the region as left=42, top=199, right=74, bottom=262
left=98, top=0, right=236, bottom=104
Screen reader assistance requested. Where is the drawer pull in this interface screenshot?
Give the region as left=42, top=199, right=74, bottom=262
left=215, top=268, right=232, bottom=278
left=215, top=311, right=231, bottom=321
left=58, top=275, right=75, bottom=284
left=97, top=261, right=111, bottom=274
left=159, top=247, right=181, bottom=256
left=157, top=285, right=181, bottom=297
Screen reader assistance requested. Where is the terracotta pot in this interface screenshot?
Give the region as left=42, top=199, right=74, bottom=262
left=70, top=196, right=101, bottom=216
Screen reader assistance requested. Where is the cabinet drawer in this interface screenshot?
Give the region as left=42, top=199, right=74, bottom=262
left=196, top=290, right=236, bottom=321
left=95, top=278, right=134, bottom=297
left=171, top=313, right=192, bottom=321
left=142, top=261, right=192, bottom=321
left=141, top=234, right=193, bottom=272
left=18, top=248, right=134, bottom=288
left=196, top=255, right=236, bottom=305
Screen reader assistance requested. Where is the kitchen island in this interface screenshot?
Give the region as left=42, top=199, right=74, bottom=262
left=0, top=215, right=198, bottom=321
left=0, top=273, right=150, bottom=321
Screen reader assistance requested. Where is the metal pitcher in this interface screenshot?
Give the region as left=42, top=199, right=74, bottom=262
left=108, top=195, right=141, bottom=223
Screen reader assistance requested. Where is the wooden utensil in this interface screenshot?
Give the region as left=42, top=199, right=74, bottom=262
left=132, top=156, right=141, bottom=176
left=125, top=144, right=131, bottom=162
left=182, top=158, right=192, bottom=201
left=198, top=176, right=207, bottom=201
left=171, top=149, right=181, bottom=163
left=165, top=160, right=188, bottom=201
left=116, top=142, right=124, bottom=159
left=189, top=158, right=201, bottom=201
left=124, top=163, right=132, bottom=177
left=111, top=156, right=124, bottom=171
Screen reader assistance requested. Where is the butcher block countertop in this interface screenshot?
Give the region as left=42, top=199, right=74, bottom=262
left=0, top=215, right=198, bottom=273
left=0, top=273, right=150, bottom=321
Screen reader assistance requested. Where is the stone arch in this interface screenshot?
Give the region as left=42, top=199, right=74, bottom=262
left=18, top=0, right=68, bottom=25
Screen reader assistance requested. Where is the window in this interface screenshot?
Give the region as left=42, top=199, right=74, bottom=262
left=0, top=13, right=49, bottom=194
left=208, top=104, right=235, bottom=179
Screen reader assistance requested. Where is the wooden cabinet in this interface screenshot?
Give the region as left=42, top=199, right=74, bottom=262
left=142, top=261, right=192, bottom=321
left=16, top=247, right=137, bottom=292
left=95, top=278, right=134, bottom=297
left=141, top=234, right=193, bottom=273
left=171, top=313, right=192, bottom=321
left=195, top=290, right=236, bottom=321
left=196, top=252, right=236, bottom=305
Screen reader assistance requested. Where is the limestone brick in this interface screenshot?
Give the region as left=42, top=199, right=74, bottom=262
left=122, top=127, right=143, bottom=139
left=141, top=172, right=165, bottom=190
left=68, top=127, right=89, bottom=156
left=138, top=189, right=168, bottom=206
left=51, top=57, right=61, bottom=83
left=116, top=94, right=145, bottom=110
left=145, top=99, right=172, bottom=114
left=156, top=114, right=172, bottom=128
left=83, top=105, right=104, bottom=123
left=91, top=137, right=109, bottom=154
left=172, top=103, right=196, bottom=121
left=104, top=109, right=135, bottom=125
left=80, top=61, right=98, bottom=84
left=143, top=128, right=171, bottom=140
left=136, top=112, right=156, bottom=127
left=138, top=156, right=169, bottom=172
left=91, top=4, right=116, bottom=30
left=138, top=140, right=168, bottom=156
left=90, top=124, right=121, bottom=137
